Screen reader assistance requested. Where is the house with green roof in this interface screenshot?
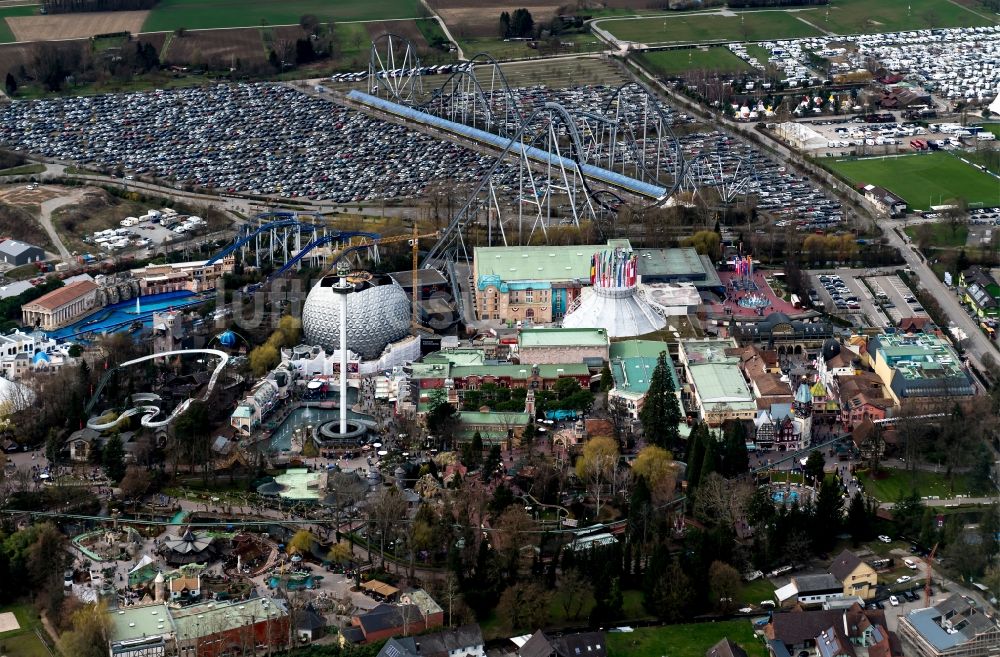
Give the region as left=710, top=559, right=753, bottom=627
left=678, top=338, right=758, bottom=426
left=410, top=348, right=593, bottom=414
left=608, top=340, right=680, bottom=420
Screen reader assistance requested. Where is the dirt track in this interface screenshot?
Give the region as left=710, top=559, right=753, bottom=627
left=7, top=10, right=148, bottom=41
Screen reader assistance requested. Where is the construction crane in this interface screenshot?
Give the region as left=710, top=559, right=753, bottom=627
left=924, top=542, right=939, bottom=607
left=322, top=228, right=441, bottom=327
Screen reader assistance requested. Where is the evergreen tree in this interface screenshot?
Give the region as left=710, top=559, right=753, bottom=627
left=639, top=352, right=682, bottom=450
left=599, top=364, right=613, bottom=391
left=812, top=477, right=844, bottom=550
left=686, top=422, right=707, bottom=488
left=699, top=435, right=718, bottom=483
left=845, top=491, right=874, bottom=543
left=4, top=73, right=16, bottom=96
left=102, top=435, right=126, bottom=483
left=498, top=11, right=511, bottom=38
left=804, top=449, right=826, bottom=484
left=721, top=421, right=749, bottom=477
left=510, top=8, right=534, bottom=38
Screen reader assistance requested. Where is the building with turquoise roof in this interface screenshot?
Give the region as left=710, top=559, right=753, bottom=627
left=607, top=340, right=680, bottom=420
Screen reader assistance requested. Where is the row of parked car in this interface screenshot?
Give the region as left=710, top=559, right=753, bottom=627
left=818, top=274, right=861, bottom=310
left=0, top=83, right=494, bottom=204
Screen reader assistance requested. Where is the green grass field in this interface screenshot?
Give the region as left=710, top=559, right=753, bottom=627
left=457, top=33, right=604, bottom=61
left=740, top=577, right=776, bottom=605
left=827, top=152, right=1000, bottom=211
left=0, top=164, right=45, bottom=176
left=857, top=467, right=977, bottom=502
left=638, top=47, right=752, bottom=76
left=601, top=12, right=823, bottom=45
left=0, top=603, right=53, bottom=657
left=607, top=621, right=766, bottom=657
left=903, top=221, right=969, bottom=248
left=141, top=0, right=419, bottom=32
left=0, top=5, right=39, bottom=44
left=600, top=0, right=992, bottom=45
left=820, top=0, right=994, bottom=34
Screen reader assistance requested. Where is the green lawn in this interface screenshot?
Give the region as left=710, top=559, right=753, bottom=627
left=601, top=11, right=822, bottom=45
left=820, top=0, right=994, bottom=35
left=142, top=0, right=420, bottom=32
left=458, top=33, right=604, bottom=61
left=857, top=467, right=977, bottom=502
left=601, top=0, right=992, bottom=46
left=638, top=47, right=752, bottom=76
left=903, top=222, right=969, bottom=248
left=0, top=164, right=45, bottom=176
left=740, top=577, right=776, bottom=605
left=826, top=152, right=1000, bottom=211
left=0, top=603, right=52, bottom=657
left=979, top=123, right=1000, bottom=137
left=607, top=621, right=766, bottom=657
left=0, top=5, right=38, bottom=44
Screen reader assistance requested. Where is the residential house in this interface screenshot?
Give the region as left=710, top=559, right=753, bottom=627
left=897, top=594, right=1000, bottom=657
left=775, top=574, right=845, bottom=608
left=765, top=604, right=898, bottom=657
left=518, top=630, right=607, bottom=657
left=374, top=624, right=484, bottom=657
left=295, top=606, right=328, bottom=644
left=961, top=266, right=1000, bottom=319
left=851, top=418, right=899, bottom=464
left=706, top=638, right=749, bottom=657
left=345, top=590, right=444, bottom=644
left=829, top=550, right=878, bottom=600
left=861, top=184, right=907, bottom=217
left=838, top=373, right=894, bottom=430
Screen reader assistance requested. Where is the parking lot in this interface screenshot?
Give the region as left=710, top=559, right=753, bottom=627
left=868, top=274, right=928, bottom=323
left=734, top=26, right=1000, bottom=105
left=810, top=270, right=894, bottom=328
left=0, top=84, right=492, bottom=204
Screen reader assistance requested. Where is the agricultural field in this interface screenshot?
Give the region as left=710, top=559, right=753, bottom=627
left=163, top=27, right=267, bottom=68
left=428, top=0, right=570, bottom=38
left=7, top=10, right=147, bottom=41
left=820, top=0, right=994, bottom=35
left=0, top=5, right=37, bottom=44
left=141, top=0, right=420, bottom=33
left=637, top=47, right=752, bottom=77
left=599, top=11, right=822, bottom=46
left=457, top=31, right=603, bottom=61
left=607, top=621, right=766, bottom=657
left=497, top=56, right=629, bottom=89
left=826, top=152, right=1000, bottom=211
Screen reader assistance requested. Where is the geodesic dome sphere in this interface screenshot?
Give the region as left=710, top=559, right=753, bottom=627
left=301, top=274, right=410, bottom=360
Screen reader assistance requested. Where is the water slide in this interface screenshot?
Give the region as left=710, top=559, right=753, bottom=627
left=86, top=349, right=230, bottom=429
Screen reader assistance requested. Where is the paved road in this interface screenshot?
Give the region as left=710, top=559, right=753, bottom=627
left=883, top=219, right=999, bottom=373
left=419, top=0, right=464, bottom=60
left=36, top=184, right=86, bottom=260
